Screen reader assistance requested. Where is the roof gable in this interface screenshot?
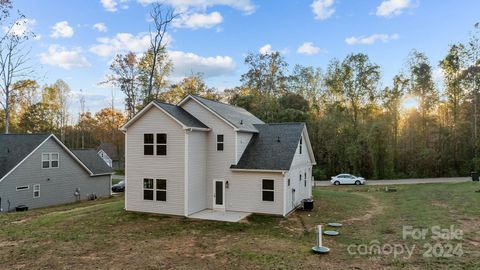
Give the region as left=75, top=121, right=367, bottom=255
left=0, top=134, right=111, bottom=182
left=97, top=142, right=118, bottom=160
left=120, top=101, right=210, bottom=131
left=178, top=95, right=264, bottom=133
left=231, top=123, right=307, bottom=171
left=0, top=134, right=50, bottom=180
left=72, top=149, right=113, bottom=175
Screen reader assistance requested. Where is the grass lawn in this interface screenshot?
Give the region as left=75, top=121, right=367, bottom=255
left=1, top=182, right=479, bottom=269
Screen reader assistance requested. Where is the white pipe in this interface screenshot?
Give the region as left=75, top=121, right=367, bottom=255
left=316, top=225, right=322, bottom=247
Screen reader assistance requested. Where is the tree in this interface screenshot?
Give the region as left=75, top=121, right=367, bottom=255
left=407, top=50, right=438, bottom=134
left=440, top=44, right=469, bottom=172
left=19, top=102, right=51, bottom=133
left=144, top=3, right=177, bottom=104
left=338, top=53, right=380, bottom=126
left=0, top=2, right=34, bottom=133
left=106, top=52, right=142, bottom=119
left=138, top=48, right=172, bottom=101
left=160, top=73, right=219, bottom=104
left=241, top=51, right=288, bottom=96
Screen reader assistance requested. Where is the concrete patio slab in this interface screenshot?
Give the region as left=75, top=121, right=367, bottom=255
left=189, top=209, right=251, bottom=222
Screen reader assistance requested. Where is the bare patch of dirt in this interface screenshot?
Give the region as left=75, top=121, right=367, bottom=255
left=344, top=193, right=384, bottom=224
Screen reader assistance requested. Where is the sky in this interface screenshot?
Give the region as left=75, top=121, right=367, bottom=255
left=11, top=0, right=480, bottom=119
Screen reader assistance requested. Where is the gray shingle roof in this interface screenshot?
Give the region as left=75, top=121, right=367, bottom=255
left=154, top=101, right=209, bottom=129
left=72, top=149, right=113, bottom=175
left=188, top=95, right=264, bottom=132
left=231, top=123, right=305, bottom=171
left=0, top=134, right=51, bottom=179
left=97, top=142, right=119, bottom=160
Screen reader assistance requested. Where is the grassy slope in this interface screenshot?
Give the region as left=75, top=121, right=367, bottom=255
left=0, top=182, right=479, bottom=269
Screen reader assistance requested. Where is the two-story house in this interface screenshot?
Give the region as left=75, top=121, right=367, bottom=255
left=120, top=95, right=316, bottom=220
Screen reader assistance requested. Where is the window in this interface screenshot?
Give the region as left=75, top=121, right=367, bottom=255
left=262, top=179, right=274, bottom=202
left=51, top=153, right=59, bottom=168
left=288, top=178, right=290, bottom=186
left=144, top=134, right=154, bottom=155
left=299, top=136, right=303, bottom=154
left=304, top=172, right=307, bottom=187
left=16, top=185, right=29, bottom=191
left=42, top=153, right=59, bottom=169
left=156, top=133, right=167, bottom=156
left=33, top=184, right=40, bottom=198
left=143, top=178, right=154, bottom=200
left=217, top=134, right=224, bottom=151
left=156, top=179, right=167, bottom=201
left=42, top=153, right=50, bottom=168
left=299, top=174, right=302, bottom=182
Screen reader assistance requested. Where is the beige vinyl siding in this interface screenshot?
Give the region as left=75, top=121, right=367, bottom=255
left=182, top=99, right=285, bottom=215
left=125, top=106, right=185, bottom=216
left=235, top=131, right=253, bottom=164
left=228, top=171, right=285, bottom=215
left=182, top=99, right=236, bottom=209
left=284, top=127, right=314, bottom=214
left=0, top=138, right=110, bottom=211
left=186, top=130, right=207, bottom=215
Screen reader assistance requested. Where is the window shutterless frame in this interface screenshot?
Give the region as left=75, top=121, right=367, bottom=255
left=299, top=136, right=303, bottom=154
left=144, top=134, right=154, bottom=155
left=156, top=134, right=167, bottom=156
left=143, top=178, right=154, bottom=200
left=33, top=184, right=40, bottom=198
left=156, top=179, right=167, bottom=201
left=41, top=153, right=59, bottom=169
left=217, top=134, right=224, bottom=151
left=262, top=179, right=274, bottom=202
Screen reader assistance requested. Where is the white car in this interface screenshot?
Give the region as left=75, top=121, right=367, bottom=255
left=330, top=174, right=366, bottom=185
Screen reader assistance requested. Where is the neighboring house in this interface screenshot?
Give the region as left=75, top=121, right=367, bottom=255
left=97, top=142, right=122, bottom=169
left=97, top=149, right=113, bottom=168
left=120, top=95, right=316, bottom=219
left=0, top=134, right=112, bottom=212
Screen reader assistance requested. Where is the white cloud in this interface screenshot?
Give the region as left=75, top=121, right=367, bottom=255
left=311, top=0, right=335, bottom=20
left=3, top=18, right=36, bottom=37
left=345, top=33, right=399, bottom=45
left=259, top=44, right=273, bottom=55
left=169, top=50, right=236, bottom=79
left=258, top=44, right=288, bottom=55
left=297, top=42, right=321, bottom=55
left=93, top=23, right=108, bottom=32
left=101, top=0, right=118, bottom=12
left=89, top=32, right=155, bottom=57
left=376, top=0, right=415, bottom=17
left=173, top=11, right=223, bottom=29
left=50, top=21, right=74, bottom=38
left=137, top=0, right=255, bottom=14
left=39, top=45, right=91, bottom=70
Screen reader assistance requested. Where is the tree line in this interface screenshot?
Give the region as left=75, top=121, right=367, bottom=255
left=1, top=0, right=479, bottom=179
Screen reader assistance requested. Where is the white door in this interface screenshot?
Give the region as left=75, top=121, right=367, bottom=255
left=213, top=179, right=225, bottom=210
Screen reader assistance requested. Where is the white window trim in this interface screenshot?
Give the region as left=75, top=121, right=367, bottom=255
left=16, top=185, right=29, bottom=191
left=261, top=179, right=275, bottom=202
left=33, top=184, right=40, bottom=198
left=299, top=136, right=303, bottom=154
left=143, top=178, right=154, bottom=200
left=156, top=133, right=167, bottom=156
left=155, top=179, right=167, bottom=202
left=41, top=153, right=59, bottom=169
left=144, top=134, right=155, bottom=156
left=217, top=134, right=224, bottom=151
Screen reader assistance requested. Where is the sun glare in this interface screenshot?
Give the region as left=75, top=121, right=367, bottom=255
left=401, top=96, right=420, bottom=111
